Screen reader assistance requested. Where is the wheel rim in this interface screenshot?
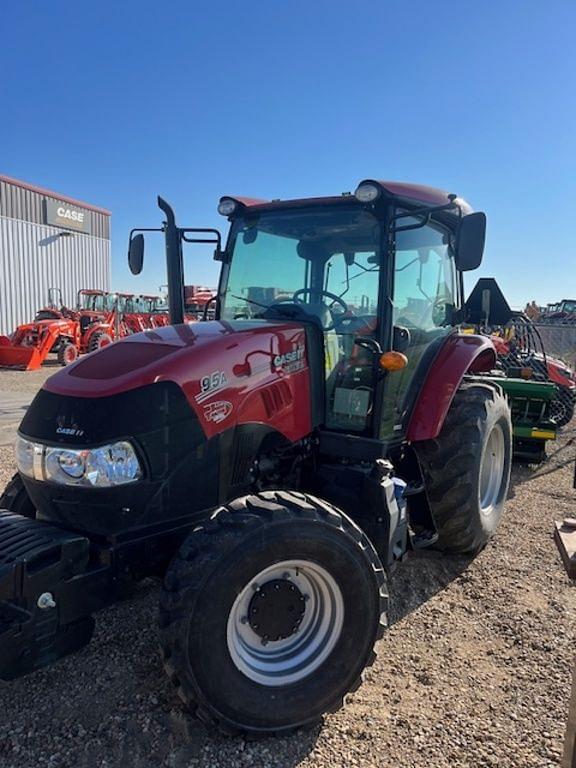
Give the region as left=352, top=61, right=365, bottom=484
left=479, top=422, right=506, bottom=515
left=226, top=559, right=344, bottom=687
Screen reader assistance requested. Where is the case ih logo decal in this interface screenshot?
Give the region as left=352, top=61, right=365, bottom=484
left=195, top=370, right=229, bottom=404
left=273, top=345, right=305, bottom=374
left=203, top=400, right=233, bottom=424
left=56, top=427, right=85, bottom=437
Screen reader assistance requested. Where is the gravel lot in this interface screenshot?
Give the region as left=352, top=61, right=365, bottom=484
left=0, top=367, right=574, bottom=768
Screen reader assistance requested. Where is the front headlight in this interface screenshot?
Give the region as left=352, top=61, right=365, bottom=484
left=15, top=437, right=36, bottom=478
left=15, top=436, right=142, bottom=487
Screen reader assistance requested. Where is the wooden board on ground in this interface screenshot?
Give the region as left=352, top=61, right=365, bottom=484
left=554, top=520, right=576, bottom=580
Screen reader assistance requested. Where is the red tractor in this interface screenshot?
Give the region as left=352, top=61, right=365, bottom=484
left=0, top=181, right=512, bottom=735
left=0, top=288, right=114, bottom=370
left=184, top=285, right=216, bottom=319
left=0, top=287, right=83, bottom=369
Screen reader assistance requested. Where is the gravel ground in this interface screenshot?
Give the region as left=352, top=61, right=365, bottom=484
left=0, top=367, right=574, bottom=768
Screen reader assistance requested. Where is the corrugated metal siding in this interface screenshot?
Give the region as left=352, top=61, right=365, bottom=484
left=0, top=216, right=111, bottom=336
left=0, top=179, right=110, bottom=239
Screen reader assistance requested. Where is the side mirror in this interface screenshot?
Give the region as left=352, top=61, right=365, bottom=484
left=128, top=234, right=144, bottom=275
left=454, top=212, right=486, bottom=271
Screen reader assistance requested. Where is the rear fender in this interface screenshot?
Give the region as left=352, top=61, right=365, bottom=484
left=406, top=334, right=497, bottom=442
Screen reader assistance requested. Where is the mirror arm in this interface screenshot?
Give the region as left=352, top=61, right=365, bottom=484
left=389, top=195, right=460, bottom=233
left=128, top=227, right=163, bottom=239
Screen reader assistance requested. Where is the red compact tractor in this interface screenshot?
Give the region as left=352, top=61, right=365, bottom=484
left=0, top=181, right=512, bottom=735
left=0, top=288, right=113, bottom=370
left=0, top=290, right=133, bottom=370
left=0, top=288, right=83, bottom=369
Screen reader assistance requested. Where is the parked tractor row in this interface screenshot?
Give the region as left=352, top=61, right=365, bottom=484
left=0, top=287, right=214, bottom=370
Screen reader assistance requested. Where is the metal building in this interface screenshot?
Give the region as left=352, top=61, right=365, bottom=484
left=0, top=175, right=111, bottom=336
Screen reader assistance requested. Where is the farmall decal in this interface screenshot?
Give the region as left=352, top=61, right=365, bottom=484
left=203, top=400, right=233, bottom=424
left=273, top=344, right=305, bottom=374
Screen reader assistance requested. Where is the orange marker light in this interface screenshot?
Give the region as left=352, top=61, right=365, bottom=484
left=379, top=351, right=408, bottom=371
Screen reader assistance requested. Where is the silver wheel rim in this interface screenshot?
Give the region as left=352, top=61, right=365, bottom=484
left=226, top=559, right=344, bottom=686
left=479, top=422, right=506, bottom=515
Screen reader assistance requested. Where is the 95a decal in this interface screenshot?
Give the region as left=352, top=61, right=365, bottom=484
left=195, top=370, right=228, bottom=404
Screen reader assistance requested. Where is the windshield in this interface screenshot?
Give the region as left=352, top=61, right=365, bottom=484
left=79, top=292, right=106, bottom=311
left=220, top=207, right=382, bottom=325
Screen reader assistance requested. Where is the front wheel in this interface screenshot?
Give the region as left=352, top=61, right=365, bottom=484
left=415, top=382, right=512, bottom=554
left=57, top=341, right=78, bottom=366
left=159, top=491, right=387, bottom=735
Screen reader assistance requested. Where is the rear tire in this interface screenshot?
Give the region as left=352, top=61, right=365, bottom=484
left=159, top=490, right=387, bottom=735
left=0, top=473, right=35, bottom=519
left=88, top=332, right=113, bottom=353
left=415, top=382, right=512, bottom=554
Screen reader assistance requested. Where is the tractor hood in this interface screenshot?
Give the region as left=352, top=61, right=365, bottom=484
left=41, top=319, right=313, bottom=442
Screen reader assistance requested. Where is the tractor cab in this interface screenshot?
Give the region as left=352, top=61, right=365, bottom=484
left=128, top=181, right=486, bottom=452
left=77, top=289, right=108, bottom=313
left=214, top=181, right=484, bottom=444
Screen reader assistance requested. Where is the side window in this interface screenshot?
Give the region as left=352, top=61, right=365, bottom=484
left=380, top=218, right=456, bottom=440
left=393, top=222, right=456, bottom=331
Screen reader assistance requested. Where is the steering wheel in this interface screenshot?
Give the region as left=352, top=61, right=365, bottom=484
left=290, top=288, right=349, bottom=330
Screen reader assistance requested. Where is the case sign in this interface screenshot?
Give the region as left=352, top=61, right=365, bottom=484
left=45, top=199, right=91, bottom=233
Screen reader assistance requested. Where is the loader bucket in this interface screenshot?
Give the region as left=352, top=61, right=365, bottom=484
left=0, top=343, right=43, bottom=371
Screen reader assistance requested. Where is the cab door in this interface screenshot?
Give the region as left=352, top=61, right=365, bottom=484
left=323, top=250, right=381, bottom=434
left=379, top=216, right=458, bottom=443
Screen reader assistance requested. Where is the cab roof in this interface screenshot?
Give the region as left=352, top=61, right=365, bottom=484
left=224, top=180, right=473, bottom=216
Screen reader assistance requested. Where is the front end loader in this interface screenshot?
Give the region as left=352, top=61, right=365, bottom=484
left=0, top=179, right=512, bottom=735
left=0, top=317, right=80, bottom=370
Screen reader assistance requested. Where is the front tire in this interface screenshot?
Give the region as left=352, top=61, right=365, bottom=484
left=57, top=341, right=78, bottom=366
left=415, top=382, right=512, bottom=554
left=159, top=491, right=387, bottom=735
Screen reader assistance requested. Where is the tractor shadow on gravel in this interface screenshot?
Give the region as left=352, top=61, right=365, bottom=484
left=387, top=551, right=475, bottom=626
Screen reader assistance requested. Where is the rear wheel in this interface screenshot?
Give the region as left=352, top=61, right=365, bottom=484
left=88, top=332, right=113, bottom=352
left=159, top=490, right=387, bottom=735
left=415, top=382, right=512, bottom=553
left=57, top=341, right=78, bottom=366
left=0, top=473, right=35, bottom=518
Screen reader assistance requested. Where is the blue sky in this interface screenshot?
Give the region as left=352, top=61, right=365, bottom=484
left=1, top=1, right=574, bottom=307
